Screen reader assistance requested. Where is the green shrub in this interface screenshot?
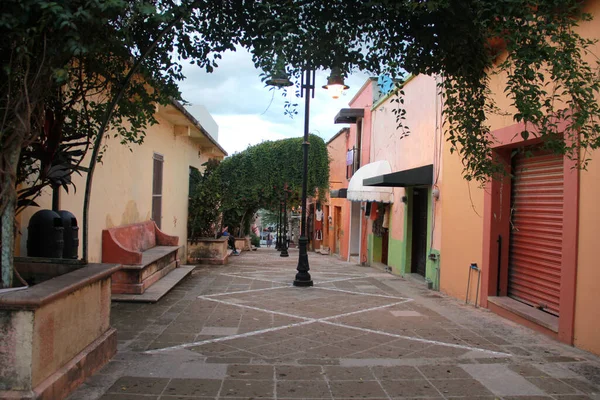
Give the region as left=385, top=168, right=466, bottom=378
left=250, top=233, right=260, bottom=247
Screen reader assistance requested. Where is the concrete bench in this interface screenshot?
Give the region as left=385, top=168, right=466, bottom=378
left=102, top=221, right=181, bottom=295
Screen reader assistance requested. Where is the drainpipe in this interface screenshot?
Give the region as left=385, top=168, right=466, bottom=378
left=430, top=74, right=443, bottom=291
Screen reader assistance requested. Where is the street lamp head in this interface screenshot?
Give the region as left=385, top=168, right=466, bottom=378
left=266, top=69, right=293, bottom=88
left=322, top=67, right=349, bottom=99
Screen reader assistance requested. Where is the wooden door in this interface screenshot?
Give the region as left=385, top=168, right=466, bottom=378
left=334, top=206, right=342, bottom=255
left=382, top=229, right=389, bottom=265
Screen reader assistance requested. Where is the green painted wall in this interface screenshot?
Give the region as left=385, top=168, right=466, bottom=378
left=365, top=188, right=440, bottom=289
left=387, top=237, right=405, bottom=275
left=426, top=248, right=441, bottom=290
left=367, top=233, right=383, bottom=264
left=404, top=188, right=414, bottom=275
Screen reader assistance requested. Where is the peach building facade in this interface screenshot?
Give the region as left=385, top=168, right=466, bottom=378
left=440, top=0, right=600, bottom=356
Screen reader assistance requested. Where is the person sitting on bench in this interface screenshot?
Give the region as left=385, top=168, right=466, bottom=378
left=221, top=226, right=238, bottom=255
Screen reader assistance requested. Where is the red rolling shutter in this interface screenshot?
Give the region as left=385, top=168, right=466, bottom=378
left=508, top=151, right=563, bottom=316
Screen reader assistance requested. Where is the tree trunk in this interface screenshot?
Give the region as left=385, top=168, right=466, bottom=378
left=0, top=144, right=21, bottom=289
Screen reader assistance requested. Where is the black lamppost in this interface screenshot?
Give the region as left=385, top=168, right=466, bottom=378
left=280, top=184, right=289, bottom=257
left=267, top=64, right=348, bottom=286
left=275, top=199, right=282, bottom=251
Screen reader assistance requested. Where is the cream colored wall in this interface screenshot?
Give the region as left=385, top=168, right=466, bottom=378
left=18, top=112, right=214, bottom=262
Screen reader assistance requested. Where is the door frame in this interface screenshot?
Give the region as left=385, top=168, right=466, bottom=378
left=481, top=121, right=579, bottom=344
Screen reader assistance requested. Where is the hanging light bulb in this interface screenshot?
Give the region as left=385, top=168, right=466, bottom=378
left=322, top=67, right=349, bottom=99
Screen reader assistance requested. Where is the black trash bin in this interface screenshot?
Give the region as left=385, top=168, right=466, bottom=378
left=58, top=210, right=79, bottom=259
left=27, top=210, right=64, bottom=258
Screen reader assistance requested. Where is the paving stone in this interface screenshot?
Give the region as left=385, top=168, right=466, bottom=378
left=99, top=394, right=158, bottom=400
left=526, top=377, right=579, bottom=395
left=371, top=366, right=424, bottom=380
left=462, top=363, right=546, bottom=397
left=418, top=364, right=472, bottom=379
left=226, top=364, right=274, bottom=380
left=324, top=366, right=375, bottom=381
left=276, top=380, right=331, bottom=398
left=380, top=379, right=440, bottom=398
left=67, top=249, right=600, bottom=400
left=509, top=364, right=551, bottom=377
left=329, top=380, right=388, bottom=398
left=162, top=378, right=222, bottom=396
left=275, top=365, right=325, bottom=380
left=559, top=379, right=600, bottom=395
left=106, top=377, right=169, bottom=395
left=391, top=310, right=424, bottom=317
left=429, top=378, right=494, bottom=397
left=220, top=379, right=274, bottom=398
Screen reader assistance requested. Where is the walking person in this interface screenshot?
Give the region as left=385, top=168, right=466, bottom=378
left=266, top=232, right=273, bottom=248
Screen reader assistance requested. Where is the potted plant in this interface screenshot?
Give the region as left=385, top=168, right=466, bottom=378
left=187, top=160, right=228, bottom=264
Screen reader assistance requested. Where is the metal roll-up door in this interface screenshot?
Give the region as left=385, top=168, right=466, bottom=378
left=508, top=151, right=563, bottom=316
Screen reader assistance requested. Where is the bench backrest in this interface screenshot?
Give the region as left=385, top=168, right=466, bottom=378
left=106, top=221, right=157, bottom=253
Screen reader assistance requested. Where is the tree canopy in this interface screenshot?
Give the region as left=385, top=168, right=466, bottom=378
left=2, top=0, right=598, bottom=287
left=219, top=134, right=329, bottom=236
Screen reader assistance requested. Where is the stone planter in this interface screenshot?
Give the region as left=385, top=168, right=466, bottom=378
left=0, top=262, right=120, bottom=400
left=233, top=237, right=251, bottom=252
left=187, top=237, right=228, bottom=265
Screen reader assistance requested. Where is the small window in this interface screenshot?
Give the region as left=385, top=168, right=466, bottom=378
left=152, top=153, right=164, bottom=228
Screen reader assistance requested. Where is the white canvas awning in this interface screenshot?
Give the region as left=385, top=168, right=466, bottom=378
left=347, top=160, right=394, bottom=203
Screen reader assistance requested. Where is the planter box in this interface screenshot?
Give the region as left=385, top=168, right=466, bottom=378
left=234, top=237, right=251, bottom=252
left=188, top=237, right=228, bottom=265
left=0, top=263, right=120, bottom=400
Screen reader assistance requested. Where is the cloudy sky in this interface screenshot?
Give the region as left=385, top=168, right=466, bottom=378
left=178, top=47, right=372, bottom=155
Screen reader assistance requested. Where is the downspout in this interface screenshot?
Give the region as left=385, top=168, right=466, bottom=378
left=430, top=74, right=443, bottom=290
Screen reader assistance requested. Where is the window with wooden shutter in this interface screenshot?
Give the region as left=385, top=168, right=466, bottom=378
left=152, top=153, right=164, bottom=228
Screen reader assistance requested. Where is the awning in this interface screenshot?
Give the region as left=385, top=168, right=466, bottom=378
left=363, top=164, right=433, bottom=187
left=330, top=189, right=347, bottom=198
left=347, top=161, right=394, bottom=203
left=334, top=108, right=364, bottom=124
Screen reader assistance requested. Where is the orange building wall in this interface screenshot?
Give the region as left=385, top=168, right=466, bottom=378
left=440, top=0, right=600, bottom=355
left=326, top=128, right=352, bottom=259
left=573, top=0, right=600, bottom=355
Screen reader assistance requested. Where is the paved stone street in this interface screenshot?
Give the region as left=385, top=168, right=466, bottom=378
left=68, top=248, right=600, bottom=400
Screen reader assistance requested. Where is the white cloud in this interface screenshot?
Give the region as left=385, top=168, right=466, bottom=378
left=179, top=47, right=373, bottom=155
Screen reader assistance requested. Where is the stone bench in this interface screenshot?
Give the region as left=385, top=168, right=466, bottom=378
left=102, top=221, right=181, bottom=295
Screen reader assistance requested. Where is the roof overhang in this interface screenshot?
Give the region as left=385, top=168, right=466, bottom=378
left=347, top=160, right=394, bottom=203
left=363, top=164, right=433, bottom=187
left=334, top=108, right=364, bottom=124
left=158, top=100, right=228, bottom=158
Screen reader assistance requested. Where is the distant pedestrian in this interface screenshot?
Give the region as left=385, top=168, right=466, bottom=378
left=267, top=232, right=273, bottom=247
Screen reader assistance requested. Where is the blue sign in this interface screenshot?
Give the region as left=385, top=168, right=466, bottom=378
left=377, top=74, right=395, bottom=95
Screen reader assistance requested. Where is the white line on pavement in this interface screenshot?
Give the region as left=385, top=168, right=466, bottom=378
left=315, top=285, right=413, bottom=301
left=319, top=320, right=511, bottom=356
left=144, top=320, right=317, bottom=354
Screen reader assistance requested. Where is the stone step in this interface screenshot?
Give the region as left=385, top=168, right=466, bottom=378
left=111, top=265, right=194, bottom=303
